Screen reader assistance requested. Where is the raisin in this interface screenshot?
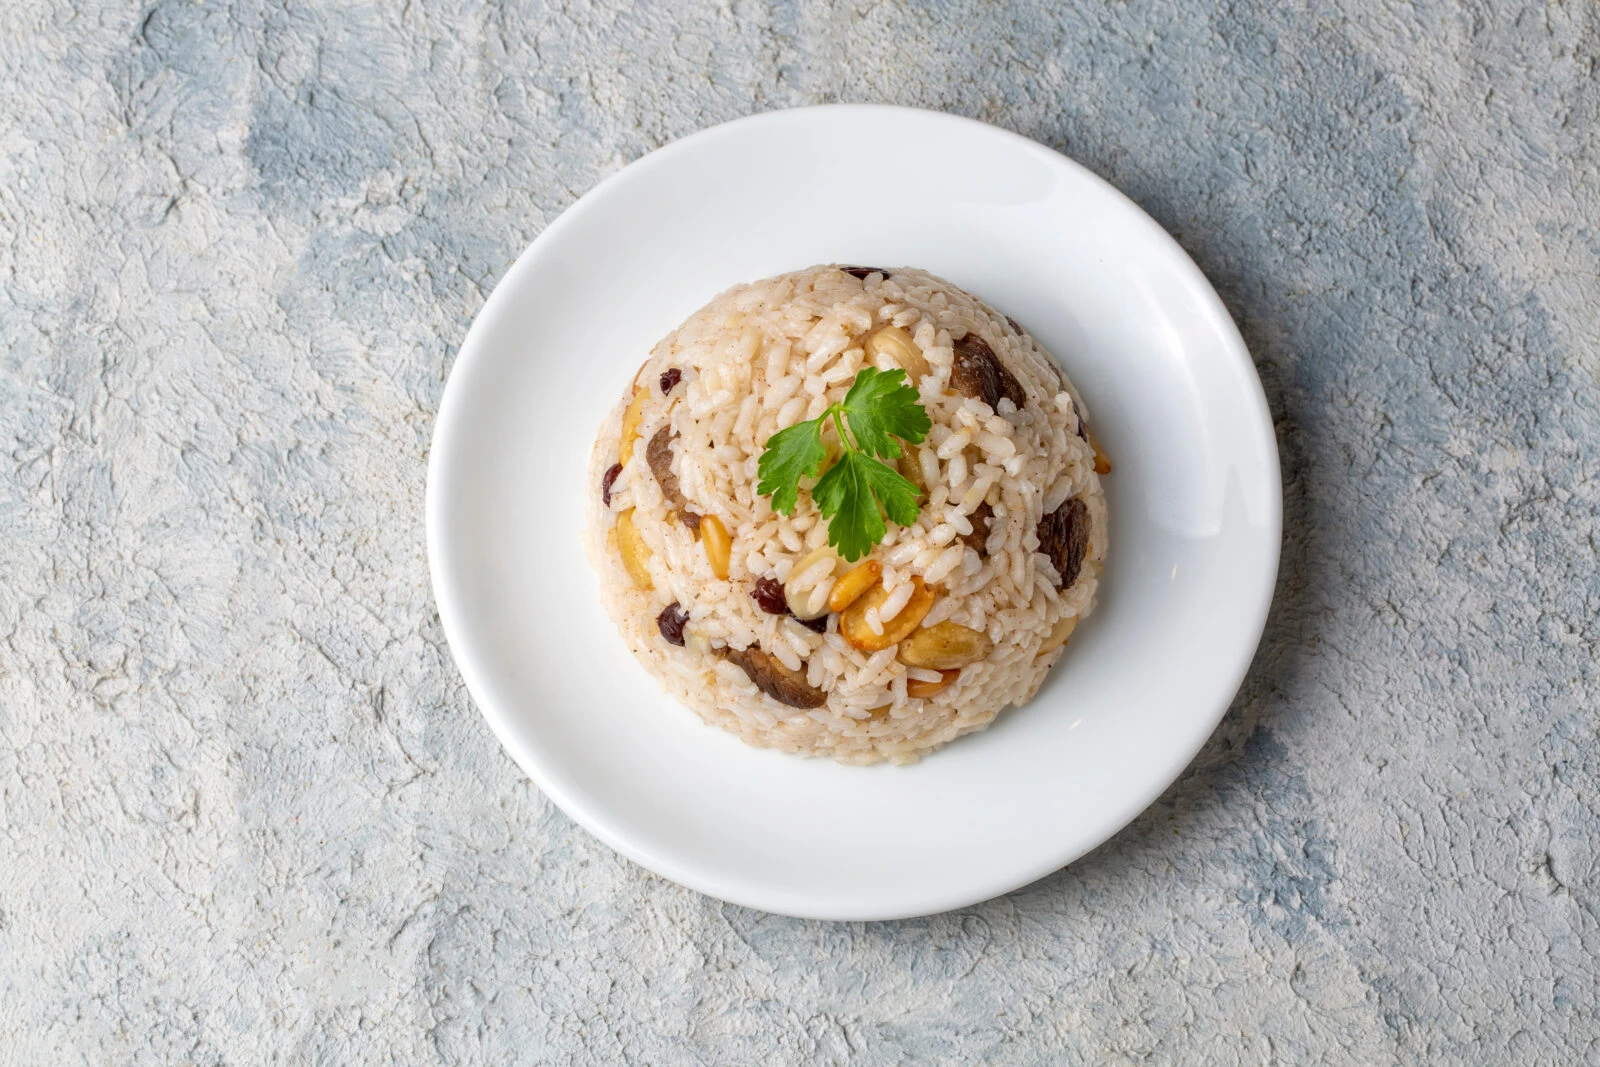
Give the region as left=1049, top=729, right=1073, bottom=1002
left=600, top=463, right=622, bottom=507
left=961, top=501, right=993, bottom=557
left=1006, top=315, right=1023, bottom=334
left=951, top=333, right=1026, bottom=412
left=841, top=266, right=889, bottom=279
left=646, top=426, right=697, bottom=528
left=751, top=577, right=789, bottom=615
left=659, top=367, right=682, bottom=394
left=656, top=602, right=689, bottom=646
left=1037, top=498, right=1089, bottom=589
left=720, top=645, right=827, bottom=708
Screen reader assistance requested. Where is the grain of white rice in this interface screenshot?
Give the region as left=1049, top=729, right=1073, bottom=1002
left=924, top=544, right=966, bottom=585
left=936, top=429, right=970, bottom=459
left=960, top=478, right=993, bottom=512
left=947, top=453, right=968, bottom=493
left=776, top=395, right=807, bottom=428
left=862, top=648, right=897, bottom=684
left=791, top=556, right=835, bottom=593
left=877, top=581, right=914, bottom=622
left=882, top=541, right=916, bottom=567
left=977, top=432, right=1015, bottom=459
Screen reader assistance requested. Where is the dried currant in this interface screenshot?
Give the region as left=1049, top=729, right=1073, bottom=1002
left=600, top=463, right=622, bottom=507
left=656, top=602, right=689, bottom=646
left=659, top=367, right=682, bottom=394
left=841, top=266, right=889, bottom=279
left=751, top=577, right=789, bottom=615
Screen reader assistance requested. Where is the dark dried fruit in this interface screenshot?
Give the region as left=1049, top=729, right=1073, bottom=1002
left=961, top=501, right=993, bottom=557
left=656, top=602, right=689, bottom=646
left=751, top=577, right=789, bottom=615
left=720, top=645, right=827, bottom=708
left=1038, top=498, right=1089, bottom=589
left=1072, top=399, right=1089, bottom=441
left=841, top=266, right=889, bottom=280
left=951, top=333, right=1026, bottom=412
left=792, top=612, right=829, bottom=633
left=752, top=577, right=829, bottom=631
left=659, top=367, right=682, bottom=394
left=646, top=426, right=700, bottom=529
left=646, top=426, right=682, bottom=503
left=600, top=463, right=622, bottom=507
left=1006, top=315, right=1023, bottom=334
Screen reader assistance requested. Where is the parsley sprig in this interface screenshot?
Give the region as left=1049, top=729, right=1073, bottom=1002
left=756, top=367, right=932, bottom=561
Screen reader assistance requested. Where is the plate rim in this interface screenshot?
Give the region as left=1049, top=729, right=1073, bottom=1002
left=426, top=103, right=1282, bottom=920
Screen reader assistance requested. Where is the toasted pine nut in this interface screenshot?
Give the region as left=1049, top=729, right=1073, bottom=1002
left=865, top=325, right=929, bottom=382
left=897, top=621, right=994, bottom=670
left=1039, top=614, right=1078, bottom=655
left=619, top=387, right=650, bottom=466
left=1088, top=430, right=1111, bottom=475
left=784, top=544, right=842, bottom=619
left=701, top=514, right=732, bottom=580
left=614, top=508, right=653, bottom=590
left=827, top=560, right=882, bottom=613
left=897, top=449, right=926, bottom=493
left=906, top=669, right=960, bottom=698
left=839, top=577, right=936, bottom=652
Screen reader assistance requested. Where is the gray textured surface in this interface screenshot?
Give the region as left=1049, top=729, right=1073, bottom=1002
left=2, top=0, right=1597, bottom=1062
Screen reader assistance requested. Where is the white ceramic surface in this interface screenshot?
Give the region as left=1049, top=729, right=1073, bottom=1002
left=426, top=105, right=1280, bottom=921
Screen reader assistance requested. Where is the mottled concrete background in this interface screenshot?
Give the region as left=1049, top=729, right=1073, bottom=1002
left=1, top=0, right=1596, bottom=1062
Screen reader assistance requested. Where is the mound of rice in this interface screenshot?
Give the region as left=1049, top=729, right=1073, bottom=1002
left=585, top=265, right=1108, bottom=765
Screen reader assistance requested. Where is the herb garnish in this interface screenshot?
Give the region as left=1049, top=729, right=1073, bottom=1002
left=756, top=367, right=932, bottom=561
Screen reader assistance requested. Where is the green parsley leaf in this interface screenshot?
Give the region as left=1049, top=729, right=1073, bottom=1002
left=813, top=451, right=924, bottom=561
left=857, top=453, right=922, bottom=528
left=839, top=367, right=931, bottom=460
left=812, top=451, right=885, bottom=561
left=756, top=418, right=827, bottom=515
left=756, top=367, right=931, bottom=559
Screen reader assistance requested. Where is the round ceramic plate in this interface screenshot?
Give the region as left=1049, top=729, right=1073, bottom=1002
left=427, top=105, right=1280, bottom=921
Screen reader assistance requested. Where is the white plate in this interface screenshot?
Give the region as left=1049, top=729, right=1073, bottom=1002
left=427, top=105, right=1280, bottom=921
